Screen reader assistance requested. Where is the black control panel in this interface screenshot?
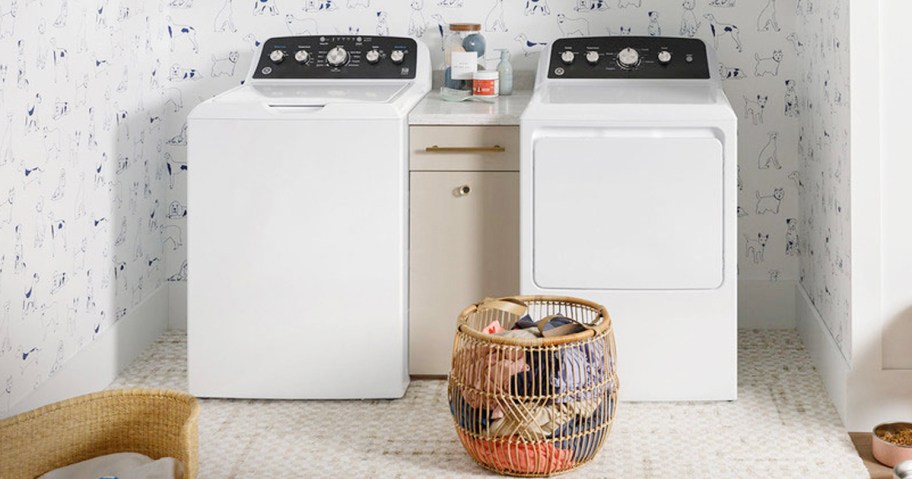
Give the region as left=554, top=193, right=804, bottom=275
left=252, top=36, right=418, bottom=80
left=547, top=36, right=710, bottom=80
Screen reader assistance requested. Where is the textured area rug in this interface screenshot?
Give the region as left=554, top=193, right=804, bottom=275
left=110, top=330, right=868, bottom=478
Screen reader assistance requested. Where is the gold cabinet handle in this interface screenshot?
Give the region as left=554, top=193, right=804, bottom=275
left=425, top=145, right=506, bottom=153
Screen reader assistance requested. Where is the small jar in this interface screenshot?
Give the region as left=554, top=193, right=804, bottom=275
left=443, top=23, right=486, bottom=91
left=472, top=70, right=499, bottom=99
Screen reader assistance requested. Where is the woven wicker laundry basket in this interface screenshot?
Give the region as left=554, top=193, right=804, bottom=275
left=448, top=296, right=618, bottom=477
left=0, top=388, right=199, bottom=479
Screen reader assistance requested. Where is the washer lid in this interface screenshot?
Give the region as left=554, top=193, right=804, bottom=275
left=250, top=82, right=411, bottom=105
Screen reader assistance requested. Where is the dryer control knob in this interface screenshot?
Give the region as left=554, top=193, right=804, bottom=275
left=365, top=49, right=381, bottom=64
left=585, top=51, right=600, bottom=65
left=561, top=51, right=576, bottom=65
left=658, top=50, right=672, bottom=64
left=390, top=50, right=406, bottom=64
left=327, top=46, right=349, bottom=67
left=269, top=49, right=286, bottom=64
left=294, top=49, right=310, bottom=64
left=617, top=47, right=640, bottom=68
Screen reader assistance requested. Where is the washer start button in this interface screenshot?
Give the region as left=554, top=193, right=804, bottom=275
left=261, top=66, right=273, bottom=75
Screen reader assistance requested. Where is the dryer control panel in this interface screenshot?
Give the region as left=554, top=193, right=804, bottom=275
left=252, top=35, right=418, bottom=80
left=547, top=36, right=710, bottom=80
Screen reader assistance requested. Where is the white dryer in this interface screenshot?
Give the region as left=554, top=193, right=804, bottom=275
left=187, top=36, right=430, bottom=399
left=521, top=37, right=737, bottom=401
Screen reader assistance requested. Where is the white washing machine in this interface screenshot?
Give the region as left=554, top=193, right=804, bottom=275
left=521, top=37, right=737, bottom=401
left=187, top=36, right=430, bottom=399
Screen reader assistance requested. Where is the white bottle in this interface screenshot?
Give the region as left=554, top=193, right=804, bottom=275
left=497, top=49, right=513, bottom=96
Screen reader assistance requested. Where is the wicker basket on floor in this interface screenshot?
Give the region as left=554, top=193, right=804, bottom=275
left=448, top=296, right=618, bottom=477
left=0, top=388, right=199, bottom=479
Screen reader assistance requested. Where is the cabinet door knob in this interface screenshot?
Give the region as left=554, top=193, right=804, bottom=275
left=454, top=185, right=471, bottom=197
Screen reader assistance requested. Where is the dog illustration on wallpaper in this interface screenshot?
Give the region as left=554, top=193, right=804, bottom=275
left=575, top=0, right=609, bottom=11
left=167, top=123, right=187, bottom=146
left=558, top=14, right=589, bottom=37
left=744, top=233, right=768, bottom=264
left=617, top=0, right=640, bottom=7
left=286, top=15, right=318, bottom=35
left=169, top=64, right=200, bottom=82
left=431, top=14, right=448, bottom=44
left=23, top=273, right=39, bottom=314
left=784, top=80, right=799, bottom=117
left=515, top=34, right=547, bottom=56
left=114, top=261, right=128, bottom=292
left=0, top=188, right=14, bottom=227
left=703, top=14, right=742, bottom=52
left=165, top=153, right=187, bottom=189
left=679, top=0, right=700, bottom=38
left=169, top=0, right=193, bottom=7
left=758, top=132, right=780, bottom=169
left=0, top=303, right=10, bottom=356
left=786, top=33, right=804, bottom=55
left=305, top=0, right=339, bottom=12
left=168, top=201, right=187, bottom=219
left=525, top=0, right=550, bottom=16
left=14, top=225, right=26, bottom=272
left=438, top=0, right=462, bottom=7
left=114, top=217, right=127, bottom=246
left=211, top=52, right=239, bottom=77
left=50, top=219, right=67, bottom=255
left=756, top=188, right=784, bottom=215
left=743, top=95, right=767, bottom=125
left=53, top=0, right=68, bottom=27
left=709, top=0, right=735, bottom=6
left=719, top=63, right=746, bottom=80
left=754, top=50, right=782, bottom=76
left=25, top=93, right=41, bottom=133
left=647, top=11, right=661, bottom=36
left=408, top=0, right=427, bottom=37
left=1, top=115, right=13, bottom=166
left=214, top=0, right=237, bottom=32
left=168, top=260, right=188, bottom=282
left=485, top=0, right=506, bottom=32
left=0, top=1, right=17, bottom=40
left=786, top=218, right=799, bottom=256
left=758, top=0, right=780, bottom=32
left=167, top=17, right=199, bottom=53
left=254, top=0, right=279, bottom=16
left=51, top=41, right=69, bottom=82
left=376, top=11, right=389, bottom=36
left=49, top=271, right=67, bottom=295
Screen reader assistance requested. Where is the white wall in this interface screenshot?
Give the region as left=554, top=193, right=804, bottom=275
left=0, top=0, right=170, bottom=414
left=162, top=0, right=804, bottom=329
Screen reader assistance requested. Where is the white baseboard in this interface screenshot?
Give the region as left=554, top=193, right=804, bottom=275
left=169, top=282, right=187, bottom=330
left=739, top=279, right=797, bottom=329
left=796, top=283, right=850, bottom=425
left=4, top=285, right=170, bottom=417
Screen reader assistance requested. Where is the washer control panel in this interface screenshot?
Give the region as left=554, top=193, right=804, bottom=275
left=252, top=35, right=418, bottom=80
left=548, top=36, right=710, bottom=80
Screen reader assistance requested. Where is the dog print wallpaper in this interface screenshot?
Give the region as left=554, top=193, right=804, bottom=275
left=0, top=1, right=169, bottom=413
left=796, top=0, right=851, bottom=360
left=0, top=0, right=834, bottom=410
left=163, top=0, right=803, bottom=322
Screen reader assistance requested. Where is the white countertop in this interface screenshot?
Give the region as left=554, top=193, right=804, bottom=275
left=409, top=91, right=532, bottom=126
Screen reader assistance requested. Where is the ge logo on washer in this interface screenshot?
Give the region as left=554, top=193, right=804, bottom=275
left=261, top=67, right=273, bottom=75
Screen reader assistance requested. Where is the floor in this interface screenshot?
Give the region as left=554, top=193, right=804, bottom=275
left=110, top=330, right=870, bottom=478
left=851, top=433, right=893, bottom=479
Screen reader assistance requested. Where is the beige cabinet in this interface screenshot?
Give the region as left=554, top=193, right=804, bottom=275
left=409, top=126, right=520, bottom=376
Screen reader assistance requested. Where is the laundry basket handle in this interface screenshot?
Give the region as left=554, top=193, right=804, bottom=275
left=475, top=297, right=528, bottom=318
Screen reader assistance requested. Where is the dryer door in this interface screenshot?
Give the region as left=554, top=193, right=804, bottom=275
left=532, top=134, right=724, bottom=290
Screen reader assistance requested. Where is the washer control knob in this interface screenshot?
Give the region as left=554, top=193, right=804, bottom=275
left=269, top=49, right=286, bottom=64
left=365, top=49, right=381, bottom=64
left=294, top=49, right=310, bottom=64
left=390, top=49, right=406, bottom=64
left=617, top=47, right=640, bottom=68
left=658, top=50, right=672, bottom=65
left=560, top=51, right=576, bottom=65
left=585, top=51, right=600, bottom=65
left=326, top=46, right=349, bottom=67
